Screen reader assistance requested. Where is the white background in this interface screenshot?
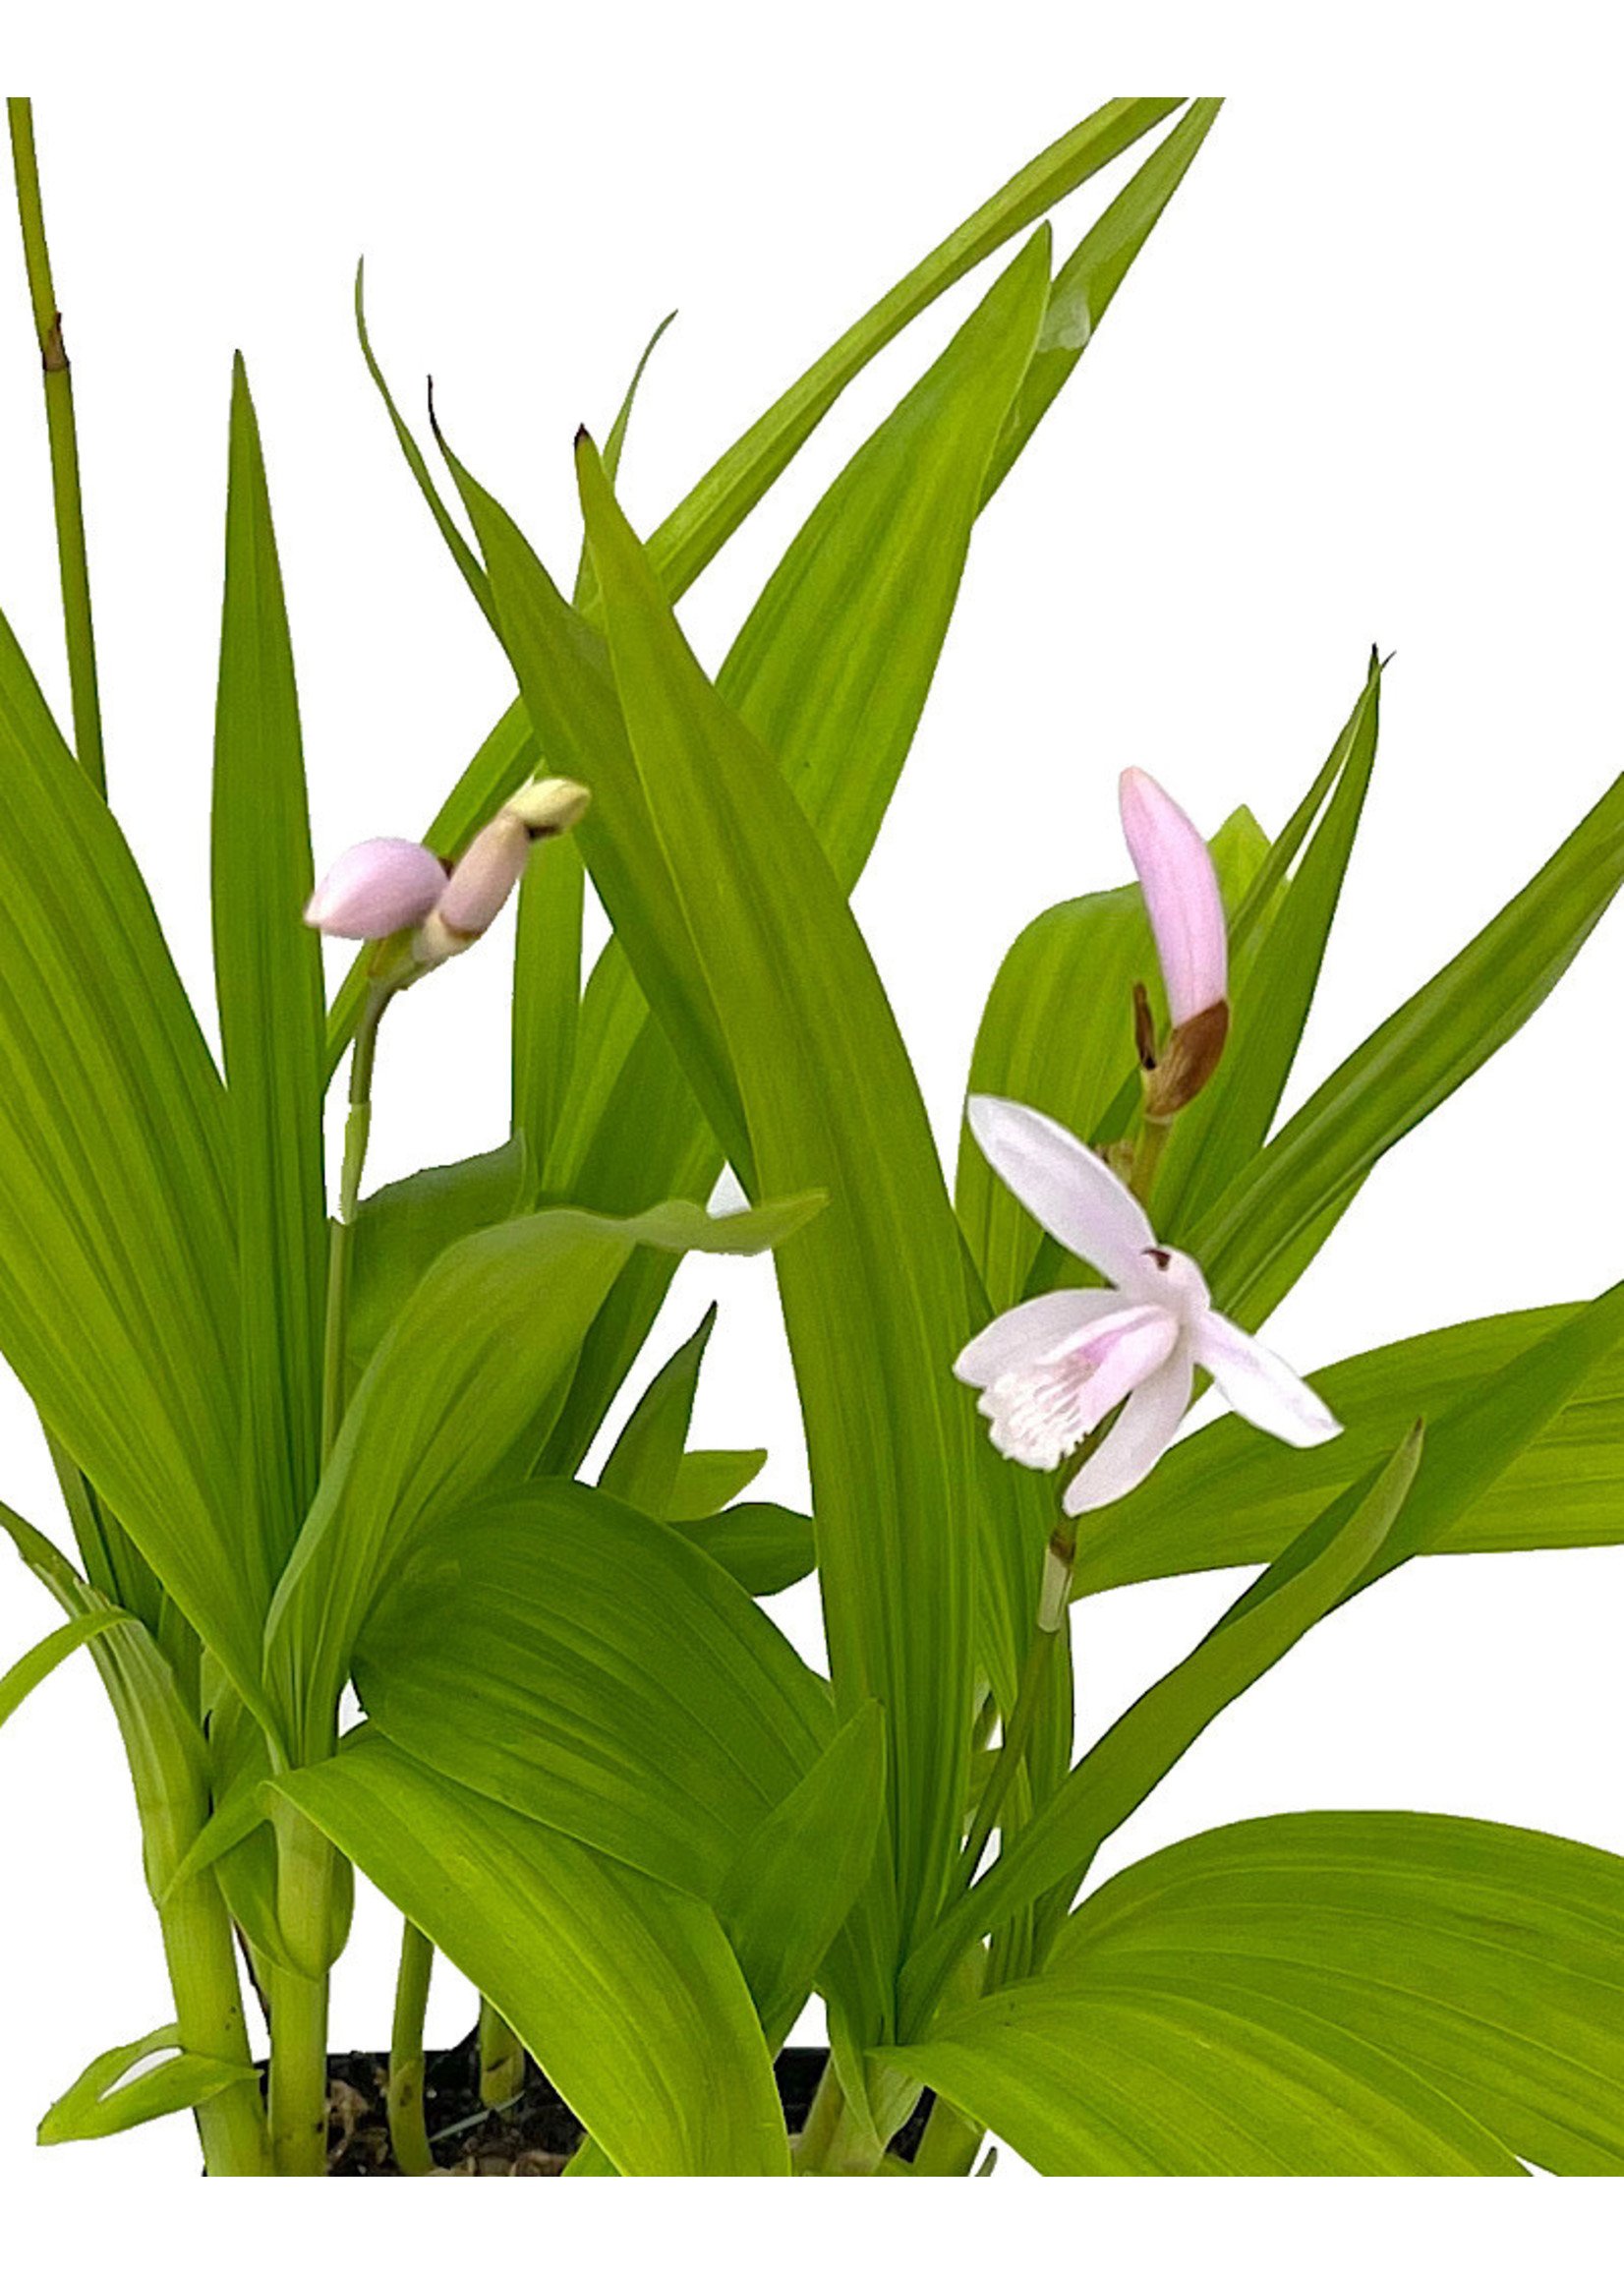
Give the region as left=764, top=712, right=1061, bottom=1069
left=1, top=0, right=1622, bottom=2257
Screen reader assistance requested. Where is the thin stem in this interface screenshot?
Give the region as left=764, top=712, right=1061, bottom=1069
left=478, top=1999, right=526, bottom=2109
left=7, top=99, right=105, bottom=792
left=1127, top=1110, right=1170, bottom=1204
left=387, top=1921, right=435, bottom=2175
left=321, top=981, right=387, bottom=1460
left=958, top=1617, right=1057, bottom=1889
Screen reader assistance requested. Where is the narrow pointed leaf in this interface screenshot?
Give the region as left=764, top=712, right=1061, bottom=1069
left=1193, top=768, right=1624, bottom=1321
left=211, top=357, right=327, bottom=1589
left=0, top=1606, right=134, bottom=1733
left=684, top=1501, right=817, bottom=1597
left=0, top=611, right=258, bottom=1703
left=346, top=1134, right=532, bottom=1379
left=668, top=1446, right=768, bottom=1521
left=511, top=834, right=583, bottom=1169
left=597, top=1304, right=716, bottom=1515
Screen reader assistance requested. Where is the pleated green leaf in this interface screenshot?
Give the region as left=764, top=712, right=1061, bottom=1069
left=576, top=438, right=1002, bottom=1990
left=353, top=1478, right=832, bottom=1896
left=958, top=811, right=1270, bottom=1311
left=893, top=1824, right=1543, bottom=2174
left=1079, top=1296, right=1624, bottom=1595
left=597, top=1303, right=716, bottom=1515
left=1033, top=1811, right=1624, bottom=2173
left=346, top=1134, right=531, bottom=1380
left=1194, top=768, right=1624, bottom=1322
left=276, top=1730, right=788, bottom=2175
left=0, top=612, right=258, bottom=1703
left=211, top=356, right=327, bottom=1590
left=38, top=2023, right=258, bottom=2147
left=899, top=1432, right=1420, bottom=2026
left=265, top=1193, right=819, bottom=1758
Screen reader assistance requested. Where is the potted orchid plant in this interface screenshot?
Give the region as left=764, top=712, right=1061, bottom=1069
left=3, top=90, right=1624, bottom=2179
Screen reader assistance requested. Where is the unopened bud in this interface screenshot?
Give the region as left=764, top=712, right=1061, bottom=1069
left=304, top=838, right=448, bottom=940
left=415, top=811, right=530, bottom=963
left=503, top=775, right=591, bottom=840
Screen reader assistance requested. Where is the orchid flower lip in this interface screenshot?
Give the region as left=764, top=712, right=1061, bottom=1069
left=958, top=1092, right=1341, bottom=1511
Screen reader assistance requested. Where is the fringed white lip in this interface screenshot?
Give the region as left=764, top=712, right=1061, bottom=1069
left=958, top=1096, right=1341, bottom=1514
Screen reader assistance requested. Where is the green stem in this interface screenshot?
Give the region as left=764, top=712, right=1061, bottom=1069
left=478, top=1998, right=526, bottom=2108
left=1128, top=1110, right=1170, bottom=1204
left=958, top=1615, right=1058, bottom=1889
left=7, top=99, right=105, bottom=792
left=267, top=1960, right=329, bottom=2177
left=321, top=981, right=387, bottom=1460
left=792, top=2063, right=884, bottom=2177
left=910, top=2095, right=985, bottom=2177
left=387, top=1921, right=435, bottom=2175
left=158, top=1869, right=271, bottom=2176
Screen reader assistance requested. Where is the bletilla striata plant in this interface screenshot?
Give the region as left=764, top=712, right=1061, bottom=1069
left=3, top=92, right=1624, bottom=2184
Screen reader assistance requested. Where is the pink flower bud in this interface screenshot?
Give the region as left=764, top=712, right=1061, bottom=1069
left=1118, top=768, right=1227, bottom=1025
left=304, top=838, right=448, bottom=940
left=415, top=810, right=531, bottom=962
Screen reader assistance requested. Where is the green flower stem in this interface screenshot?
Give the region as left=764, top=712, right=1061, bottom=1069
left=321, top=979, right=387, bottom=1460
left=6, top=99, right=104, bottom=793
left=387, top=1920, right=435, bottom=2176
left=478, top=1999, right=526, bottom=2108
left=157, top=1867, right=271, bottom=2176
left=1128, top=1108, right=1170, bottom=1204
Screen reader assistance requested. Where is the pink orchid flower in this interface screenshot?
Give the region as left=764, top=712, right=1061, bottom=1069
left=1119, top=766, right=1227, bottom=1024
left=956, top=1096, right=1339, bottom=1514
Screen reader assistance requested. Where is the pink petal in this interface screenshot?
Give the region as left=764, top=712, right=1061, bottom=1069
left=304, top=838, right=447, bottom=939
left=434, top=811, right=532, bottom=939
left=1119, top=768, right=1228, bottom=1025
left=966, top=1096, right=1158, bottom=1290
left=1062, top=1347, right=1193, bottom=1515
left=1192, top=1312, right=1342, bottom=1448
left=955, top=1288, right=1134, bottom=1390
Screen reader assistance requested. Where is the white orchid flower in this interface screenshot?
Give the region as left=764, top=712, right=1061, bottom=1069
left=956, top=1095, right=1340, bottom=1514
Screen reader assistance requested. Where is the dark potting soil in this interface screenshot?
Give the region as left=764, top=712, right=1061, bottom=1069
left=319, top=2033, right=933, bottom=2175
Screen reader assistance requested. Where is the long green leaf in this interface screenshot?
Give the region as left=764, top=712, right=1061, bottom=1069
left=575, top=437, right=1008, bottom=1994
left=1043, top=1811, right=1624, bottom=2173
left=1081, top=1295, right=1624, bottom=1596
left=265, top=1193, right=819, bottom=1759
left=276, top=1730, right=788, bottom=2174
left=346, top=1134, right=532, bottom=1381
left=510, top=834, right=583, bottom=1170
left=352, top=1478, right=832, bottom=1895
left=0, top=610, right=259, bottom=1704
left=0, top=1605, right=133, bottom=1733
left=1194, top=767, right=1624, bottom=1321
left=211, top=356, right=327, bottom=1592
